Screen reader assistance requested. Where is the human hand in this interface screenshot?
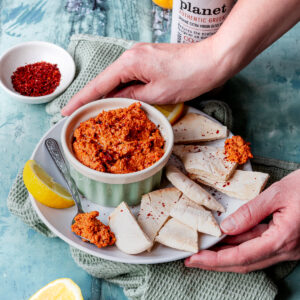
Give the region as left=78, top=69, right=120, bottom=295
left=185, top=169, right=300, bottom=273
left=61, top=39, right=229, bottom=116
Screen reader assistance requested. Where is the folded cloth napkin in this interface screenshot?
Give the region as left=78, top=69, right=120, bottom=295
left=7, top=34, right=299, bottom=300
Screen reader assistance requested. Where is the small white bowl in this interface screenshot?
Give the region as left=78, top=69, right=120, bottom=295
left=61, top=98, right=174, bottom=207
left=0, top=41, right=76, bottom=104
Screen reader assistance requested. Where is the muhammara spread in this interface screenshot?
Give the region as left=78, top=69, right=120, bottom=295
left=225, top=135, right=253, bottom=164
left=71, top=211, right=116, bottom=248
left=72, top=103, right=165, bottom=174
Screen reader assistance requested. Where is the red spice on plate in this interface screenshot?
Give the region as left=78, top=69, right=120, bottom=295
left=11, top=61, right=61, bottom=96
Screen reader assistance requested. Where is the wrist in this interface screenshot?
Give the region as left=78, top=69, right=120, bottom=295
left=210, top=33, right=241, bottom=83
left=192, top=36, right=236, bottom=89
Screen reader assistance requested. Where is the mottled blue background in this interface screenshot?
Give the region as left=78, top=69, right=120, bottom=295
left=0, top=0, right=299, bottom=299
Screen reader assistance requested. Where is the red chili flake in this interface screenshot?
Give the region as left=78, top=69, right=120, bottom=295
left=227, top=182, right=230, bottom=185
left=216, top=130, right=220, bottom=134
left=161, top=211, right=164, bottom=214
left=162, top=203, right=165, bottom=207
left=217, top=212, right=222, bottom=216
left=120, top=210, right=123, bottom=212
left=11, top=61, right=61, bottom=96
left=147, top=213, right=152, bottom=217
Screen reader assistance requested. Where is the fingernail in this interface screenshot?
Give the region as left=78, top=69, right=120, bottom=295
left=221, top=217, right=236, bottom=233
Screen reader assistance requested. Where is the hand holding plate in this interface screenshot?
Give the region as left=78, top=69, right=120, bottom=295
left=185, top=169, right=300, bottom=273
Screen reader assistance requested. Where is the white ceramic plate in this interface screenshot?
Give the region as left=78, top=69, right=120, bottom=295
left=29, top=106, right=251, bottom=264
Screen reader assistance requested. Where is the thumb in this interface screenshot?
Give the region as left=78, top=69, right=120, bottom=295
left=221, top=182, right=281, bottom=235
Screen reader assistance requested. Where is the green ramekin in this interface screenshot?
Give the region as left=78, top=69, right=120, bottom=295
left=61, top=98, right=174, bottom=207
left=69, top=165, right=163, bottom=207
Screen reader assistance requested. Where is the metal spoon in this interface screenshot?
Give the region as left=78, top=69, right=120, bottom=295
left=45, top=138, right=89, bottom=242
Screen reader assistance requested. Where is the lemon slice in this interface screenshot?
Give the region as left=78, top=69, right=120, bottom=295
left=29, top=278, right=83, bottom=300
left=23, top=160, right=74, bottom=208
left=152, top=0, right=173, bottom=9
left=154, top=103, right=184, bottom=125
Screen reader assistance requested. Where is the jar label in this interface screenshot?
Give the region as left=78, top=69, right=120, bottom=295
left=171, top=0, right=234, bottom=43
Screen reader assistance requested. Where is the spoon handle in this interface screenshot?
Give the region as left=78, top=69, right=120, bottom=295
left=45, top=138, right=84, bottom=214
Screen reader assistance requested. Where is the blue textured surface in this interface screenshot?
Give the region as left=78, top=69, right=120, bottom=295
left=224, top=27, right=300, bottom=164
left=0, top=1, right=299, bottom=299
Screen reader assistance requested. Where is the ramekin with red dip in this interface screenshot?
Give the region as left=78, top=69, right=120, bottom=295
left=61, top=98, right=174, bottom=207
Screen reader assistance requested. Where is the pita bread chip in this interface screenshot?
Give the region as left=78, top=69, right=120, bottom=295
left=166, top=165, right=225, bottom=212
left=190, top=170, right=269, bottom=201
left=138, top=187, right=182, bottom=242
left=109, top=202, right=153, bottom=254
left=173, top=145, right=216, bottom=159
left=173, top=113, right=228, bottom=144
left=173, top=145, right=237, bottom=180
left=182, top=148, right=237, bottom=181
left=170, top=195, right=221, bottom=237
left=155, top=218, right=198, bottom=253
left=148, top=187, right=182, bottom=213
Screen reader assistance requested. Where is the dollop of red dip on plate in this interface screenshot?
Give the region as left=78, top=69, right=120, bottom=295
left=71, top=211, right=116, bottom=248
left=225, top=135, right=253, bottom=164
left=72, top=102, right=165, bottom=174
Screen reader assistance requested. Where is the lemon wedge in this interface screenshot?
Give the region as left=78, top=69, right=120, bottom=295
left=29, top=278, right=83, bottom=300
left=23, top=160, right=74, bottom=208
left=154, top=103, right=184, bottom=125
left=152, top=0, right=173, bottom=9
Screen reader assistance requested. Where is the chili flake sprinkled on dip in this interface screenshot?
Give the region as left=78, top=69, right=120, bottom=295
left=225, top=135, right=253, bottom=164
left=72, top=102, right=165, bottom=174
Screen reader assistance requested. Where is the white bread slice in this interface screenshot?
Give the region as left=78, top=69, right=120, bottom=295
left=109, top=202, right=152, bottom=254
left=166, top=165, right=225, bottom=212
left=173, top=113, right=227, bottom=144
left=155, top=218, right=198, bottom=253
left=170, top=195, right=221, bottom=237
left=190, top=170, right=269, bottom=201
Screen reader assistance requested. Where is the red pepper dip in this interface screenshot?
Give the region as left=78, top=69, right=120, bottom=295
left=71, top=211, right=116, bottom=248
left=11, top=61, right=61, bottom=96
left=225, top=135, right=253, bottom=164
left=72, top=102, right=165, bottom=174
